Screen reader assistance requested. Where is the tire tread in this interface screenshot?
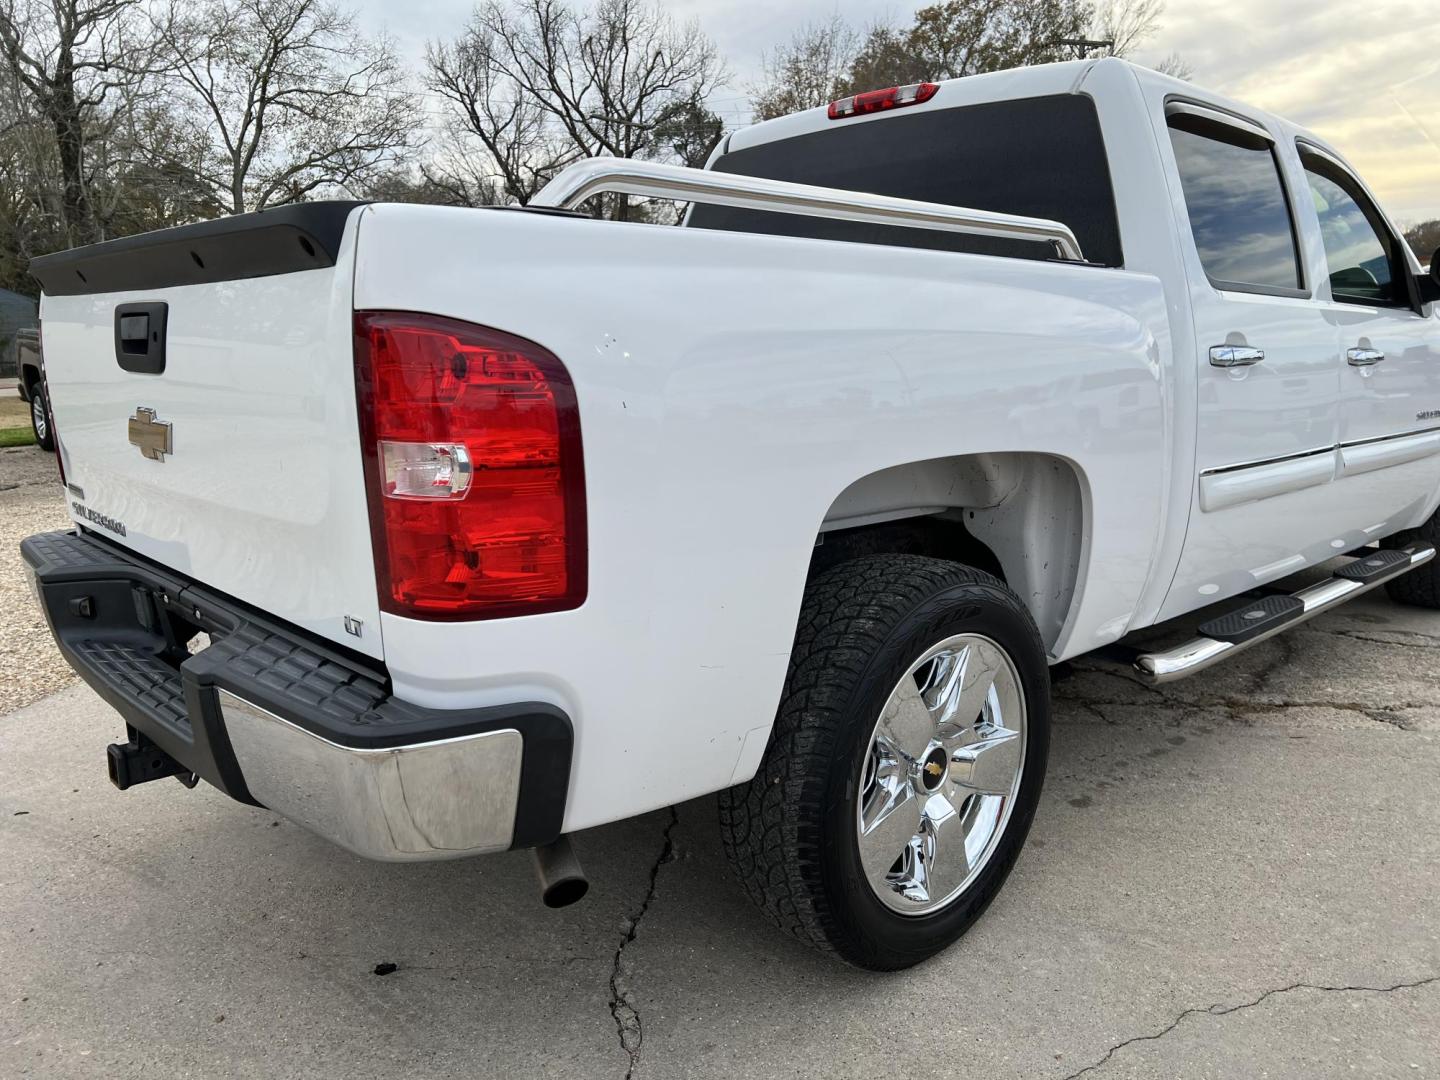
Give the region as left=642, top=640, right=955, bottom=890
left=717, top=555, right=1039, bottom=962
left=1383, top=512, right=1440, bottom=609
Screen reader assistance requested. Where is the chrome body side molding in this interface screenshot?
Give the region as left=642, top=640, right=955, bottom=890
left=1199, top=449, right=1336, bottom=512
left=1340, top=428, right=1440, bottom=478
left=1198, top=427, right=1440, bottom=512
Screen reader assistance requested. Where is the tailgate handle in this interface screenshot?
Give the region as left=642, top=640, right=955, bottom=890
left=114, top=302, right=168, bottom=375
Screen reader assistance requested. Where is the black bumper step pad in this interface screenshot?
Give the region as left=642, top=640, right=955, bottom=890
left=1333, top=548, right=1410, bottom=584
left=20, top=528, right=575, bottom=849
left=1198, top=594, right=1305, bottom=644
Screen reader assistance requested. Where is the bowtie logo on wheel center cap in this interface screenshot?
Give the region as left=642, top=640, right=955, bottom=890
left=918, top=746, right=949, bottom=792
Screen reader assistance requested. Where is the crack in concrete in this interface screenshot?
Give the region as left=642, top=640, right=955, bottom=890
left=608, top=806, right=679, bottom=1080
left=1221, top=696, right=1423, bottom=729
left=1068, top=663, right=1167, bottom=699
left=1060, top=974, right=1440, bottom=1079
left=1058, top=688, right=1427, bottom=730
left=1319, top=626, right=1440, bottom=649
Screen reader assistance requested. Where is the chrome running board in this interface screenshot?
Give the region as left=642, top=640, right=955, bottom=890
left=1133, top=541, right=1435, bottom=685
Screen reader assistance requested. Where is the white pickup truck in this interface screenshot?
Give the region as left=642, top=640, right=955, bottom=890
left=23, top=58, right=1440, bottom=970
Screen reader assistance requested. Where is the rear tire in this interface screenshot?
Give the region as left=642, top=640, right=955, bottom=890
left=718, top=555, right=1050, bottom=970
left=28, top=381, right=54, bottom=451
left=1383, top=512, right=1440, bottom=609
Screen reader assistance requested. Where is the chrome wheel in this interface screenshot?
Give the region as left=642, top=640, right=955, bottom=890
left=31, top=393, right=47, bottom=442
left=856, top=633, right=1026, bottom=916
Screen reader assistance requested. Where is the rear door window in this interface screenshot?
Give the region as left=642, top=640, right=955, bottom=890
left=688, top=94, right=1124, bottom=267
left=1166, top=112, right=1304, bottom=294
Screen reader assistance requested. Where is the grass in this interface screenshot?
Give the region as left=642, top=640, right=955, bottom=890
left=0, top=394, right=31, bottom=429
left=0, top=425, right=36, bottom=448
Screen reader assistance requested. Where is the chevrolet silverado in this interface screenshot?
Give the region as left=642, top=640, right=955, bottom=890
left=22, top=58, right=1440, bottom=969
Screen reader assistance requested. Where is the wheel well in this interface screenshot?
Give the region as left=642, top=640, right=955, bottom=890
left=813, top=453, right=1087, bottom=651
left=811, top=515, right=1004, bottom=580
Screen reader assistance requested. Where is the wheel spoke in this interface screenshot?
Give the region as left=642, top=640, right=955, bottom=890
left=909, top=792, right=970, bottom=904
left=876, top=681, right=938, bottom=762
left=950, top=728, right=1023, bottom=796
left=858, top=770, right=922, bottom=888
left=926, top=641, right=1003, bottom=733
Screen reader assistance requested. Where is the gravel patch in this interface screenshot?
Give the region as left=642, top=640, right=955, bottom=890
left=0, top=445, right=73, bottom=713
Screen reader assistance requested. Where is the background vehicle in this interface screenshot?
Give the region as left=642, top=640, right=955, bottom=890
left=21, top=58, right=1440, bottom=968
left=14, top=328, right=50, bottom=450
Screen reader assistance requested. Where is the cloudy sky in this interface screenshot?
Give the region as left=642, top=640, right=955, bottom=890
left=361, top=0, right=1440, bottom=225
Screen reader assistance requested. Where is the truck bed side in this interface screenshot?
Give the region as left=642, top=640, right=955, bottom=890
left=353, top=202, right=1173, bottom=829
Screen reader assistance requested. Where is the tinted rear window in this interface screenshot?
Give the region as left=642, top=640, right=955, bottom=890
left=687, top=94, right=1123, bottom=267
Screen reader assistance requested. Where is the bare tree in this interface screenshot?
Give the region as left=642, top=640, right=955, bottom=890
left=1150, top=51, right=1192, bottom=79
left=750, top=15, right=859, bottom=122
left=0, top=0, right=150, bottom=245
left=649, top=94, right=723, bottom=169
left=152, top=0, right=419, bottom=214
left=89, top=85, right=221, bottom=233
left=1086, top=0, right=1191, bottom=77
left=845, top=0, right=1089, bottom=92
left=430, top=0, right=725, bottom=217
left=427, top=26, right=576, bottom=206
left=0, top=69, right=55, bottom=283
left=1088, top=0, right=1161, bottom=56
left=809, top=0, right=1186, bottom=106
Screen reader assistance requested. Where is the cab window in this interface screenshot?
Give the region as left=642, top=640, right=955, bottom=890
left=1166, top=111, right=1303, bottom=294
left=1300, top=152, right=1407, bottom=307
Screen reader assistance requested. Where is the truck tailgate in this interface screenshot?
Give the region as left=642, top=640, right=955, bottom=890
left=33, top=205, right=383, bottom=659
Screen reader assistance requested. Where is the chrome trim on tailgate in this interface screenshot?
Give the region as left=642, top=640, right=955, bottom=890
left=220, top=691, right=524, bottom=861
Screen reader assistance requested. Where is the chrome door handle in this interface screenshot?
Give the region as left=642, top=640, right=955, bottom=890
left=1209, top=345, right=1265, bottom=368
left=1347, top=347, right=1385, bottom=366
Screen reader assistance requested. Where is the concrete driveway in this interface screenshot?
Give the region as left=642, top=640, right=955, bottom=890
left=2, top=588, right=1438, bottom=1079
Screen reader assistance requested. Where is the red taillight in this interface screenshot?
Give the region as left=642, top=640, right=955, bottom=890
left=827, top=82, right=939, bottom=120
left=354, top=312, right=587, bottom=620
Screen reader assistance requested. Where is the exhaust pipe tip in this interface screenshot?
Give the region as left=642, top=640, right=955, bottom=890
left=531, top=835, right=589, bottom=908
left=542, top=876, right=589, bottom=909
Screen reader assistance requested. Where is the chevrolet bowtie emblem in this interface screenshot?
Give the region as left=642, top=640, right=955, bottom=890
left=924, top=761, right=944, bottom=778
left=127, top=406, right=173, bottom=461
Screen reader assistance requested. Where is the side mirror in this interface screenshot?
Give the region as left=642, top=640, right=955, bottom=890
left=1419, top=248, right=1440, bottom=306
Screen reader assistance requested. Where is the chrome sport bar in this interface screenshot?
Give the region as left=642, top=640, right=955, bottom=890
left=530, top=159, right=1087, bottom=263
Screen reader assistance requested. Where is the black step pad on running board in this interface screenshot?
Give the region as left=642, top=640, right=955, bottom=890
left=1333, top=548, right=1410, bottom=584
left=1198, top=595, right=1306, bottom=644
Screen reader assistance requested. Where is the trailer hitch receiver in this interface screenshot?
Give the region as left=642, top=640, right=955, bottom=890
left=107, top=733, right=195, bottom=790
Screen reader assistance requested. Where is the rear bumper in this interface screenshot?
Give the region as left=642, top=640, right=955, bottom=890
left=21, top=529, right=572, bottom=861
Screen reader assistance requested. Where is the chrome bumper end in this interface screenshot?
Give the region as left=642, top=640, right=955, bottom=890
left=219, top=691, right=524, bottom=861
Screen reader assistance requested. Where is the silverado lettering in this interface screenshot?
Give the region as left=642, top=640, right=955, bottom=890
left=70, top=502, right=126, bottom=537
